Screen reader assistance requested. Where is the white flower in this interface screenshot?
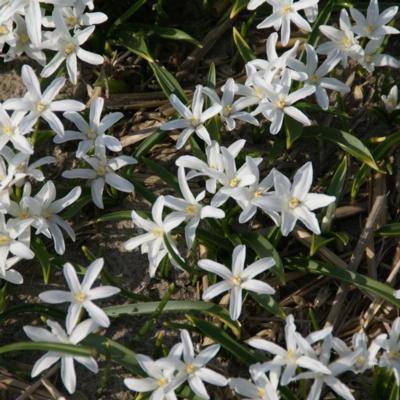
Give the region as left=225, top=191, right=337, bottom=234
left=0, top=107, right=33, bottom=155
left=255, top=0, right=319, bottom=46
left=288, top=44, right=350, bottom=110
left=0, top=213, right=33, bottom=276
left=318, top=9, right=364, bottom=67
left=176, top=139, right=246, bottom=195
left=161, top=85, right=222, bottom=149
left=202, top=79, right=259, bottom=131
left=55, top=96, right=123, bottom=157
left=247, top=315, right=332, bottom=386
left=4, top=14, right=46, bottom=65
left=359, top=38, right=400, bottom=73
left=332, top=332, right=381, bottom=374
left=124, top=196, right=186, bottom=277
left=27, top=181, right=81, bottom=254
left=198, top=244, right=275, bottom=321
left=41, top=9, right=104, bottom=84
left=267, top=162, right=335, bottom=236
left=62, top=150, right=136, bottom=209
left=23, top=318, right=99, bottom=394
left=381, top=85, right=400, bottom=113
left=165, top=167, right=225, bottom=249
left=209, top=151, right=260, bottom=207
left=4, top=65, right=85, bottom=135
left=39, top=258, right=120, bottom=333
left=230, top=369, right=280, bottom=400
left=252, top=70, right=315, bottom=134
left=0, top=256, right=24, bottom=284
left=350, top=0, right=399, bottom=39
left=166, top=329, right=228, bottom=399
left=376, top=317, right=400, bottom=384
left=293, top=333, right=361, bottom=400
left=0, top=17, right=17, bottom=52
left=221, top=159, right=280, bottom=225
left=124, top=348, right=182, bottom=400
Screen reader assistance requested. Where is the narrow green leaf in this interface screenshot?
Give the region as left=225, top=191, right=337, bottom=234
left=376, top=223, right=400, bottom=237
left=284, top=116, right=303, bottom=149
left=149, top=62, right=188, bottom=103
left=112, top=0, right=148, bottom=27
left=250, top=293, right=286, bottom=319
left=112, top=30, right=154, bottom=62
left=230, top=0, right=249, bottom=18
left=96, top=211, right=133, bottom=223
left=232, top=27, right=256, bottom=63
left=189, top=316, right=263, bottom=365
left=31, top=236, right=51, bottom=284
left=303, top=126, right=380, bottom=171
left=61, top=194, right=91, bottom=220
left=241, top=232, right=285, bottom=284
left=286, top=258, right=400, bottom=308
left=0, top=304, right=64, bottom=321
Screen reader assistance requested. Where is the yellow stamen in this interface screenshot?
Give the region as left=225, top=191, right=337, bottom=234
left=229, top=177, right=239, bottom=187
left=42, top=210, right=53, bottom=219
left=64, top=43, right=75, bottom=56
left=36, top=101, right=46, bottom=113
left=151, top=227, right=163, bottom=237
left=340, top=36, right=352, bottom=48
left=0, top=235, right=10, bottom=246
left=19, top=210, right=29, bottom=219
left=276, top=97, right=286, bottom=109
left=254, top=87, right=263, bottom=98
left=223, top=104, right=233, bottom=116
left=74, top=291, right=87, bottom=303
left=287, top=349, right=297, bottom=360
left=190, top=117, right=199, bottom=127
left=87, top=128, right=96, bottom=139
left=185, top=205, right=196, bottom=216
left=258, top=387, right=266, bottom=398
left=3, top=126, right=13, bottom=136
left=96, top=165, right=106, bottom=176
left=185, top=363, right=195, bottom=374
left=0, top=25, right=9, bottom=35
left=254, top=190, right=263, bottom=199
left=366, top=24, right=375, bottom=34
left=281, top=5, right=293, bottom=15
left=20, top=33, right=30, bottom=44
left=309, top=73, right=320, bottom=84
left=288, top=197, right=300, bottom=209
left=355, top=355, right=365, bottom=369
left=66, top=15, right=78, bottom=27
left=158, top=377, right=168, bottom=387
left=232, top=274, right=242, bottom=286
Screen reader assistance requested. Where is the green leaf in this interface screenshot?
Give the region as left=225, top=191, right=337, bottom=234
left=96, top=211, right=133, bottom=223
left=134, top=129, right=169, bottom=160
left=149, top=62, right=188, bottom=103
left=104, top=300, right=240, bottom=337
left=310, top=234, right=336, bottom=256
left=0, top=342, right=93, bottom=357
left=286, top=258, right=400, bottom=308
left=303, top=126, right=380, bottom=171
left=143, top=157, right=180, bottom=193
left=230, top=0, right=249, bottom=18
left=189, top=316, right=263, bottom=365
left=232, top=27, right=256, bottom=63
left=111, top=0, right=148, bottom=27
left=351, top=133, right=400, bottom=200
left=250, top=293, right=286, bottom=319
left=31, top=236, right=52, bottom=284
left=0, top=304, right=64, bottom=322
left=376, top=223, right=400, bottom=237
left=241, top=232, right=285, bottom=284
left=111, top=29, right=154, bottom=62
left=284, top=116, right=303, bottom=149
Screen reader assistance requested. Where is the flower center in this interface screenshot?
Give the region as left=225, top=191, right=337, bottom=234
left=232, top=274, right=242, bottom=286
left=281, top=5, right=293, bottom=15
left=158, top=377, right=168, bottom=387
left=185, top=205, right=197, bottom=216
left=340, top=36, right=352, bottom=49
left=3, top=126, right=13, bottom=136
left=309, top=73, right=320, bottom=84
left=254, top=190, right=263, bottom=199
left=223, top=104, right=233, bottom=116
left=276, top=97, right=286, bottom=109
left=87, top=128, right=97, bottom=139
left=36, top=101, right=46, bottom=113
left=20, top=33, right=30, bottom=44
left=258, top=387, right=266, bottom=398
left=229, top=177, right=240, bottom=187
left=96, top=165, right=107, bottom=176
left=288, top=197, right=300, bottom=208
left=151, top=227, right=164, bottom=237
left=388, top=350, right=400, bottom=360
left=42, top=210, right=53, bottom=219
left=0, top=234, right=10, bottom=246
left=185, top=363, right=196, bottom=374
left=66, top=15, right=78, bottom=27
left=366, top=24, right=375, bottom=34
left=355, top=355, right=365, bottom=369
left=254, top=87, right=263, bottom=98
left=74, top=291, right=87, bottom=303
left=287, top=349, right=297, bottom=360
left=19, top=210, right=29, bottom=219
left=190, top=117, right=199, bottom=127
left=0, top=25, right=9, bottom=35
left=64, top=43, right=76, bottom=56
